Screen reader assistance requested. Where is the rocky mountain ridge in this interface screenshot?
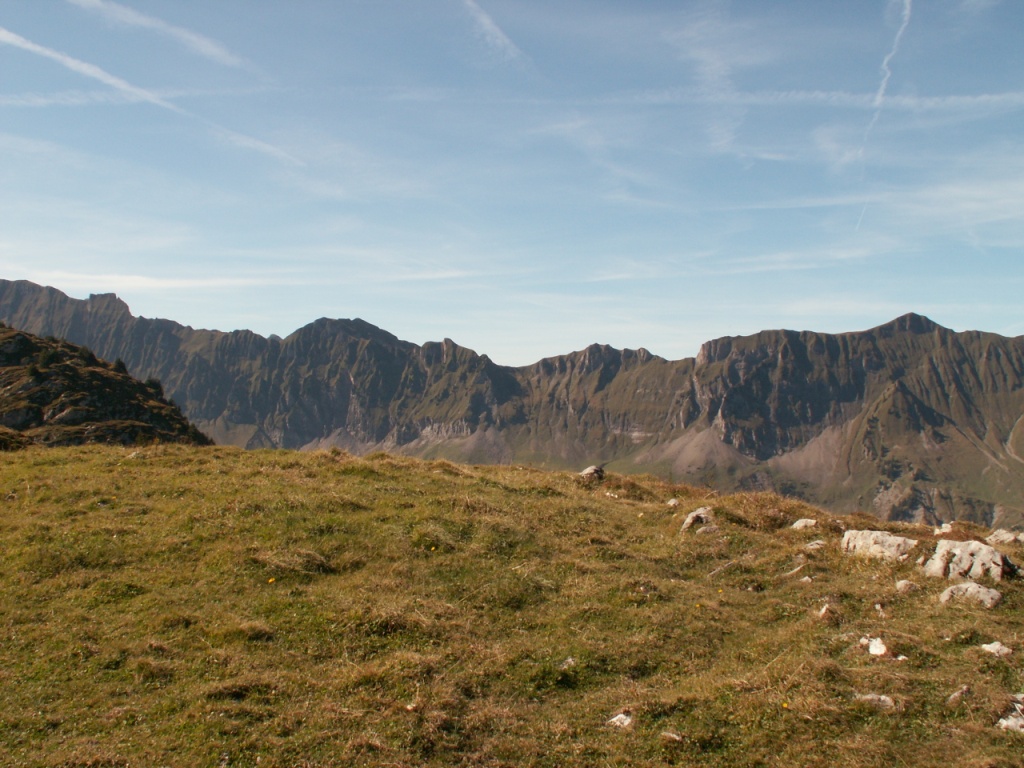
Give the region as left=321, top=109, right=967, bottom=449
left=0, top=321, right=211, bottom=448
left=1, top=278, right=1022, bottom=526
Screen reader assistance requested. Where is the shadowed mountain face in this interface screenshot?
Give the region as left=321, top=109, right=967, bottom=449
left=2, top=279, right=1022, bottom=525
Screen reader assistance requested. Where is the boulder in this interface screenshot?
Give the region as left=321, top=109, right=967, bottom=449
left=578, top=465, right=605, bottom=482
left=938, top=581, right=1002, bottom=609
left=841, top=530, right=918, bottom=561
left=922, top=539, right=1016, bottom=581
left=681, top=506, right=714, bottom=532
left=791, top=519, right=817, bottom=530
left=895, top=579, right=919, bottom=594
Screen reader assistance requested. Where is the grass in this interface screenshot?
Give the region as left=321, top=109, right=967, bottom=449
left=1, top=445, right=1023, bottom=766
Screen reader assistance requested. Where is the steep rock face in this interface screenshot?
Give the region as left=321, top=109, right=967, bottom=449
left=2, top=279, right=1023, bottom=524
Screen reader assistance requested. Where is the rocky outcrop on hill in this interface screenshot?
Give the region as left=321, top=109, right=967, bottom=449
left=2, top=278, right=1023, bottom=525
left=0, top=323, right=210, bottom=447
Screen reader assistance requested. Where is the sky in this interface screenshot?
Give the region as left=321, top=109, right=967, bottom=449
left=1, top=0, right=1022, bottom=366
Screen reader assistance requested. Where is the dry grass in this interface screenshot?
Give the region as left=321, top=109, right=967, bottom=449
left=1, top=445, right=1023, bottom=766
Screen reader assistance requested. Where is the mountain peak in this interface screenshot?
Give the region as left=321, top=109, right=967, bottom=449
left=870, top=313, right=944, bottom=337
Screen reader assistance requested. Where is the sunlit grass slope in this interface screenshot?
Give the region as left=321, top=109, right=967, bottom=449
left=2, top=446, right=1023, bottom=767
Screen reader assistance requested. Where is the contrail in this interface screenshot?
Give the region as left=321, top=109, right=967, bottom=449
left=461, top=0, right=525, bottom=62
left=862, top=0, right=913, bottom=153
left=857, top=0, right=912, bottom=231
left=66, top=0, right=245, bottom=68
left=0, top=25, right=301, bottom=165
left=0, top=25, right=183, bottom=113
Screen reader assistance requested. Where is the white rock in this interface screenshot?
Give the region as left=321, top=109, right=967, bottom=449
left=981, top=641, right=1013, bottom=657
left=859, top=637, right=888, bottom=656
left=986, top=529, right=1021, bottom=546
left=804, top=540, right=826, bottom=551
left=666, top=498, right=680, bottom=508
left=922, top=539, right=1016, bottom=581
left=579, top=465, right=605, bottom=481
left=938, top=581, right=1002, bottom=609
left=895, top=579, right=919, bottom=594
left=817, top=604, right=832, bottom=620
left=998, top=713, right=1024, bottom=732
left=791, top=519, right=817, bottom=530
left=842, top=530, right=919, bottom=561
left=694, top=524, right=721, bottom=535
left=607, top=712, right=632, bottom=728
left=854, top=694, right=895, bottom=710
left=934, top=523, right=953, bottom=535
left=681, top=506, right=714, bottom=532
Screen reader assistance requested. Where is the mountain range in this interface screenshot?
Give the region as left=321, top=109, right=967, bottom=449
left=1, top=278, right=1022, bottom=526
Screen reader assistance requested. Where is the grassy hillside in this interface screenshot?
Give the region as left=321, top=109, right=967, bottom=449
left=2, top=446, right=1023, bottom=767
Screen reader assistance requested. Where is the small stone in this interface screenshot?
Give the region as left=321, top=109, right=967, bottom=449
left=659, top=731, right=683, bottom=743
left=895, top=579, right=919, bottom=594
left=981, top=641, right=1012, bottom=657
left=817, top=603, right=832, bottom=619
left=666, top=498, right=680, bottom=507
left=579, top=465, right=605, bottom=481
left=694, top=524, right=720, bottom=535
left=791, top=519, right=817, bottom=530
left=800, top=576, right=813, bottom=583
left=939, top=581, right=1002, bottom=609
left=986, top=529, right=1019, bottom=546
left=854, top=693, right=895, bottom=710
left=860, top=637, right=888, bottom=656
left=607, top=712, right=632, bottom=728
left=934, top=523, right=953, bottom=536
left=945, top=685, right=970, bottom=707
left=805, top=539, right=826, bottom=551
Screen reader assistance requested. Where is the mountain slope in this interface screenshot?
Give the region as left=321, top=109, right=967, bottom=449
left=1, top=279, right=1022, bottom=525
left=0, top=322, right=211, bottom=448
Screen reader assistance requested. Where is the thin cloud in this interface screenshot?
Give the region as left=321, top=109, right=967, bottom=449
left=861, top=0, right=913, bottom=153
left=461, top=0, right=526, bottom=62
left=66, top=0, right=245, bottom=68
left=0, top=26, right=182, bottom=113
left=0, top=26, right=298, bottom=165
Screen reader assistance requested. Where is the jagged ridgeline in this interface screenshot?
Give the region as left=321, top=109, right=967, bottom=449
left=1, top=279, right=1023, bottom=525
left=0, top=322, right=211, bottom=448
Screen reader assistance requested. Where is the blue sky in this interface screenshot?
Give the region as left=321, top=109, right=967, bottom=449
left=1, top=0, right=1022, bottom=366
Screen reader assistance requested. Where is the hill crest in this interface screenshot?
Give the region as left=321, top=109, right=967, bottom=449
left=1, top=278, right=1022, bottom=526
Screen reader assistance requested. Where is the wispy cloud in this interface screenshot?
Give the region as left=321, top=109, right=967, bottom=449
left=0, top=26, right=298, bottom=165
left=0, top=25, right=183, bottom=112
left=461, top=0, right=526, bottom=62
left=66, top=0, right=245, bottom=68
left=665, top=8, right=776, bottom=153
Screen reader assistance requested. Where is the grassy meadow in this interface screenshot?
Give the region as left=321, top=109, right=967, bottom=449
left=1, top=445, right=1023, bottom=767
